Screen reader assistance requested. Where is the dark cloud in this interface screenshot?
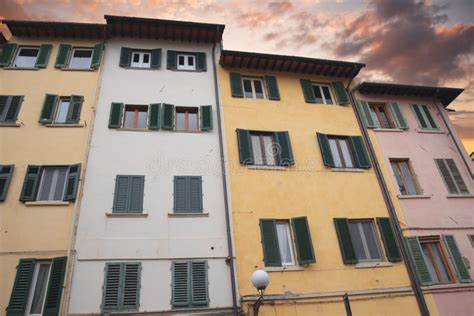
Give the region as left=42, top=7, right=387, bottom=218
left=267, top=1, right=294, bottom=14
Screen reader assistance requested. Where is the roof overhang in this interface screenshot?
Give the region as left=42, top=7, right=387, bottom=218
left=220, top=50, right=365, bottom=78
left=0, top=32, right=6, bottom=44
left=2, top=20, right=105, bottom=39
left=105, top=15, right=224, bottom=43
left=353, top=82, right=463, bottom=107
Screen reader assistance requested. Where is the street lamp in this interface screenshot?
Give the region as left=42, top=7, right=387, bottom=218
left=251, top=270, right=270, bottom=316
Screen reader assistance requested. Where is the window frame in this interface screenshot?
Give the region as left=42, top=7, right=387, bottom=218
left=123, top=104, right=149, bottom=129
left=13, top=46, right=40, bottom=68
left=25, top=260, right=52, bottom=316
left=419, top=236, right=456, bottom=284
left=369, top=103, right=396, bottom=129
left=175, top=107, right=199, bottom=131
left=311, top=83, right=335, bottom=105
left=130, top=51, right=151, bottom=68
left=68, top=47, right=93, bottom=69
left=412, top=104, right=439, bottom=130
left=242, top=76, right=267, bottom=99
left=36, top=166, right=69, bottom=202
left=275, top=220, right=297, bottom=266
left=390, top=159, right=422, bottom=196
left=177, top=53, right=196, bottom=71
left=250, top=132, right=278, bottom=166
left=53, top=97, right=72, bottom=124
left=328, top=136, right=356, bottom=168
left=348, top=220, right=384, bottom=262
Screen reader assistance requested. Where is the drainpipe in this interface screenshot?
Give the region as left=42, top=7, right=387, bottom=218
left=211, top=30, right=239, bottom=315
left=348, top=83, right=430, bottom=316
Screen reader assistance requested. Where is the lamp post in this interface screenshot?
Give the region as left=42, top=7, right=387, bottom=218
left=251, top=270, right=270, bottom=316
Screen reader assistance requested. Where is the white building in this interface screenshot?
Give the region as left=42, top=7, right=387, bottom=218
left=68, top=16, right=237, bottom=314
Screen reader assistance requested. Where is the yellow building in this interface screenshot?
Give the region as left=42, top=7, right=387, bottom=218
left=0, top=20, right=104, bottom=315
left=218, top=51, right=436, bottom=315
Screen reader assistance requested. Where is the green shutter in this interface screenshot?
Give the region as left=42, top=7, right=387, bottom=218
left=167, top=50, right=177, bottom=70
left=264, top=76, right=280, bottom=100
left=236, top=129, right=254, bottom=165
left=445, top=159, right=469, bottom=194
left=405, top=237, right=432, bottom=285
left=0, top=165, right=14, bottom=201
left=442, top=235, right=471, bottom=283
left=388, top=102, right=408, bottom=129
left=113, top=176, right=130, bottom=213
left=43, top=256, right=67, bottom=316
left=148, top=103, right=161, bottom=129
left=357, top=100, right=375, bottom=128
left=316, top=133, right=335, bottom=167
left=54, top=44, right=71, bottom=68
left=349, top=136, right=371, bottom=169
left=332, top=81, right=349, bottom=105
left=291, top=217, right=316, bottom=264
left=376, top=218, right=402, bottom=262
left=34, top=44, right=52, bottom=68
left=334, top=218, right=357, bottom=264
left=0, top=43, right=17, bottom=67
left=435, top=159, right=468, bottom=195
left=300, top=79, right=315, bottom=103
left=39, top=94, right=58, bottom=124
left=189, top=176, right=203, bottom=213
left=3, top=96, right=24, bottom=122
left=260, top=219, right=281, bottom=267
left=66, top=95, right=83, bottom=124
left=119, top=47, right=132, bottom=67
left=196, top=52, right=207, bottom=71
left=229, top=72, right=243, bottom=98
left=108, top=102, right=124, bottom=128
left=200, top=105, right=213, bottom=131
left=150, top=48, right=162, bottom=69
left=102, top=263, right=122, bottom=311
left=275, top=131, right=294, bottom=166
left=128, top=176, right=144, bottom=213
left=91, top=43, right=104, bottom=68
left=19, top=165, right=41, bottom=202
left=122, top=263, right=141, bottom=310
left=63, top=164, right=81, bottom=201
left=172, top=261, right=190, bottom=307
left=411, top=104, right=430, bottom=129
left=174, top=176, right=188, bottom=213
left=421, top=105, right=438, bottom=129
left=7, top=258, right=36, bottom=316
left=0, top=95, right=8, bottom=120
left=161, top=103, right=175, bottom=130
left=191, top=261, right=208, bottom=306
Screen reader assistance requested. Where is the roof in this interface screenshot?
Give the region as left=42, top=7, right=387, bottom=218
left=104, top=15, right=224, bottom=42
left=353, top=82, right=464, bottom=106
left=0, top=32, right=6, bottom=44
left=2, top=20, right=105, bottom=39
left=220, top=50, right=365, bottom=78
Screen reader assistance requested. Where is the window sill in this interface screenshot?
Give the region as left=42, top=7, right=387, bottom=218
left=168, top=212, right=209, bottom=217
left=397, top=194, right=432, bottom=199
left=422, top=283, right=474, bottom=291
left=416, top=129, right=445, bottom=134
left=373, top=128, right=404, bottom=133
left=115, top=128, right=152, bottom=132
left=25, top=201, right=70, bottom=206
left=264, top=266, right=305, bottom=272
left=355, top=261, right=393, bottom=269
left=247, top=165, right=287, bottom=171
left=105, top=212, right=148, bottom=218
left=331, top=168, right=364, bottom=172
left=170, top=68, right=203, bottom=73
left=60, top=68, right=96, bottom=72
left=447, top=194, right=474, bottom=199
left=44, top=123, right=84, bottom=128
left=0, top=123, right=21, bottom=127
left=3, top=66, right=39, bottom=71
left=170, top=129, right=204, bottom=134
left=121, top=66, right=158, bottom=70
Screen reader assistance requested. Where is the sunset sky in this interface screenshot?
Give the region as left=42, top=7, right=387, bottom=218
left=2, top=0, right=473, bottom=152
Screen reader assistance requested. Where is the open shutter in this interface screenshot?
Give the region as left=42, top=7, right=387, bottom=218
left=39, top=94, right=58, bottom=124
left=196, top=52, right=207, bottom=71
left=20, top=165, right=41, bottom=202
left=102, top=263, right=122, bottom=312
left=149, top=48, right=162, bottom=69
left=4, top=96, right=24, bottom=122
left=161, top=103, right=175, bottom=130
left=172, top=262, right=190, bottom=307
left=349, top=136, right=371, bottom=169
left=292, top=217, right=316, bottom=264
left=108, top=102, right=123, bottom=128
left=445, top=159, right=469, bottom=194
left=334, top=218, right=357, bottom=264
left=122, top=263, right=141, bottom=310
left=7, top=258, right=36, bottom=316
left=300, top=79, right=315, bottom=103
left=119, top=47, right=132, bottom=67
left=0, top=43, right=17, bottom=67
left=54, top=44, right=71, bottom=68
left=332, top=81, right=349, bottom=105
left=236, top=129, right=254, bottom=165
left=0, top=165, right=14, bottom=201
left=128, top=176, right=144, bottom=213
left=174, top=176, right=188, bottom=213
left=264, top=76, right=281, bottom=100
left=63, top=164, right=81, bottom=201
left=34, top=44, right=52, bottom=68
left=113, top=176, right=130, bottom=213
left=191, top=261, right=208, bottom=306
left=442, top=235, right=471, bottom=283
left=200, top=105, right=213, bottom=131
left=405, top=237, right=432, bottom=285
left=43, top=256, right=67, bottom=316
left=388, top=102, right=408, bottom=129
left=66, top=95, right=83, bottom=124
left=260, top=219, right=281, bottom=267
left=229, top=72, right=243, bottom=98
left=316, top=133, right=335, bottom=167
left=188, top=177, right=203, bottom=213
left=167, top=50, right=177, bottom=70
left=91, top=43, right=104, bottom=68
left=275, top=131, right=294, bottom=166
left=357, top=100, right=375, bottom=128
left=148, top=103, right=161, bottom=129
left=376, top=218, right=401, bottom=262
left=0, top=95, right=8, bottom=121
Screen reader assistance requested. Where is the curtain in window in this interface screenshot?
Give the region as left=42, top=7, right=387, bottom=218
left=276, top=223, right=292, bottom=264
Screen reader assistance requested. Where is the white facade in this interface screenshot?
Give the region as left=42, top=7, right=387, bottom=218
left=68, top=37, right=235, bottom=314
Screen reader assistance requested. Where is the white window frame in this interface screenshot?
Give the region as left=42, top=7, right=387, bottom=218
left=242, top=77, right=267, bottom=99
left=36, top=167, right=68, bottom=201
left=25, top=261, right=52, bottom=315
left=275, top=221, right=296, bottom=266
left=177, top=53, right=196, bottom=71
left=250, top=133, right=278, bottom=166
left=69, top=48, right=93, bottom=69
left=349, top=220, right=384, bottom=262
left=14, top=46, right=40, bottom=68
left=130, top=51, right=151, bottom=68
left=312, top=83, right=335, bottom=105
left=53, top=97, right=71, bottom=124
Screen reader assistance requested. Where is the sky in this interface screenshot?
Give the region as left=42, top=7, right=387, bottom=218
left=1, top=0, right=473, bottom=152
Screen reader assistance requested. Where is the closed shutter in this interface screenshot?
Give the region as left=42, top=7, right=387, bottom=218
left=435, top=159, right=468, bottom=194
left=300, top=79, right=315, bottom=103
left=167, top=50, right=177, bottom=70
left=411, top=104, right=428, bottom=129
left=264, top=76, right=281, bottom=100
left=332, top=81, right=349, bottom=105
left=191, top=261, right=208, bottom=306
left=122, top=263, right=141, bottom=309
left=119, top=47, right=132, bottom=67
left=108, top=102, right=124, bottom=128
left=35, top=44, right=52, bottom=68
left=63, top=164, right=81, bottom=201
left=129, top=176, right=144, bottom=213
left=388, top=102, right=408, bottom=129
left=229, top=72, right=243, bottom=97
left=66, top=95, right=84, bottom=124
left=291, top=217, right=316, bottom=264
left=445, top=159, right=469, bottom=194
left=174, top=176, right=188, bottom=213
left=113, top=176, right=130, bottom=213
left=150, top=48, right=162, bottom=69
left=6, top=258, right=36, bottom=316
left=91, top=43, right=104, bottom=68
left=0, top=43, right=17, bottom=67
left=39, top=94, right=58, bottom=124
left=196, top=52, right=207, bottom=71
left=19, top=165, right=41, bottom=202
left=0, top=164, right=14, bottom=201
left=189, top=177, right=203, bottom=212
left=442, top=235, right=471, bottom=283
left=102, top=263, right=122, bottom=311
left=148, top=103, right=161, bottom=129
left=3, top=96, right=24, bottom=122
left=54, top=44, right=71, bottom=68
left=0, top=96, right=8, bottom=120
left=275, top=131, right=294, bottom=166
left=161, top=103, right=175, bottom=130
left=200, top=105, right=213, bottom=131
left=349, top=136, right=371, bottom=169
left=43, top=256, right=67, bottom=316
left=421, top=105, right=438, bottom=129
left=405, top=237, right=432, bottom=285
left=357, top=100, right=375, bottom=128
left=334, top=218, right=357, bottom=264
left=316, top=133, right=335, bottom=167
left=172, top=262, right=190, bottom=307
left=236, top=129, right=254, bottom=165
left=260, top=219, right=281, bottom=267
left=376, top=218, right=402, bottom=262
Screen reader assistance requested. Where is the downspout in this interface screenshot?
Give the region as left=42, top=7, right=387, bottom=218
left=211, top=29, right=239, bottom=315
left=348, top=79, right=430, bottom=316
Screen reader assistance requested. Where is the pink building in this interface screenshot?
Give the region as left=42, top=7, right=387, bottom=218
left=354, top=82, right=473, bottom=316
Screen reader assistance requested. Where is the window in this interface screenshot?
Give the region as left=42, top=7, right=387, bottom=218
left=69, top=48, right=93, bottom=69
left=124, top=105, right=148, bottom=129
left=419, top=237, right=454, bottom=284
left=172, top=261, right=208, bottom=308
left=167, top=51, right=206, bottom=72
left=412, top=104, right=438, bottom=129
left=55, top=43, right=103, bottom=69
left=102, top=263, right=141, bottom=312
left=53, top=98, right=71, bottom=124
left=328, top=136, right=355, bottom=168
left=435, top=159, right=469, bottom=195
left=390, top=159, right=421, bottom=195
left=242, top=77, right=266, bottom=99
left=131, top=51, right=151, bottom=68
left=348, top=220, right=383, bottom=262
left=39, top=94, right=84, bottom=125
left=358, top=100, right=409, bottom=129
left=275, top=221, right=296, bottom=265
left=317, top=133, right=371, bottom=169
left=369, top=104, right=396, bottom=128
left=112, top=175, right=144, bottom=213
left=311, top=83, right=334, bottom=104
left=37, top=167, right=68, bottom=201
left=0, top=95, right=24, bottom=123
left=176, top=107, right=198, bottom=131
left=119, top=47, right=161, bottom=69
left=251, top=133, right=278, bottom=166
left=0, top=165, right=14, bottom=201
left=14, top=46, right=39, bottom=68
left=174, top=176, right=203, bottom=213
left=26, top=261, right=52, bottom=315
left=177, top=54, right=196, bottom=70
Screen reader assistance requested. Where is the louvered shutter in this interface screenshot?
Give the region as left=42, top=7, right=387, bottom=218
left=260, top=219, right=281, bottom=266
left=63, top=164, right=81, bottom=201
left=442, top=235, right=471, bottom=283
left=172, top=262, right=190, bottom=307
left=3, top=96, right=24, bottom=122
left=119, top=47, right=132, bottom=67
left=236, top=129, right=254, bottom=165
left=357, top=100, right=375, bottom=128
left=229, top=72, right=243, bottom=97
left=0, top=165, right=14, bottom=201
left=129, top=176, right=144, bottom=213
left=102, top=263, right=122, bottom=311
left=376, top=218, right=401, bottom=262
left=349, top=136, right=371, bottom=168
left=388, top=102, right=408, bottom=129
left=35, top=44, right=52, bottom=68
left=275, top=131, right=294, bottom=166
left=300, top=79, right=315, bottom=103
left=54, top=44, right=71, bottom=68
left=435, top=159, right=468, bottom=194
left=291, top=217, right=316, bottom=264
left=264, top=76, right=280, bottom=100
left=66, top=95, right=83, bottom=124
left=0, top=96, right=8, bottom=121
left=421, top=104, right=438, bottom=129
left=405, top=237, right=432, bottom=285
left=189, top=177, right=203, bottom=213
left=191, top=261, right=208, bottom=306
left=196, top=53, right=207, bottom=71
left=113, top=176, right=130, bottom=213
left=148, top=103, right=161, bottom=129
left=161, top=103, right=175, bottom=130
left=108, top=102, right=123, bottom=128
left=150, top=49, right=162, bottom=69
left=411, top=104, right=428, bottom=129
left=7, top=259, right=36, bottom=316
left=122, top=263, right=141, bottom=309
left=334, top=218, right=357, bottom=264
left=199, top=105, right=213, bottom=131
left=91, top=43, right=104, bottom=68
left=316, top=133, right=335, bottom=167
left=174, top=176, right=188, bottom=213
left=167, top=50, right=177, bottom=70
left=0, top=43, right=17, bottom=67
left=332, top=81, right=349, bottom=105
left=445, top=159, right=469, bottom=194
left=20, top=165, right=41, bottom=202
left=39, top=94, right=58, bottom=124
left=43, top=256, right=67, bottom=316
